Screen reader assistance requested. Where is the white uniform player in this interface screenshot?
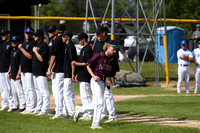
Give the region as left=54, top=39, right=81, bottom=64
left=177, top=40, right=193, bottom=94
left=192, top=40, right=200, bottom=94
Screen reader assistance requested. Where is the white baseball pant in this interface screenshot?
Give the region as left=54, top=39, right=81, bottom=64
left=79, top=82, right=92, bottom=117
left=63, top=78, right=75, bottom=116
left=194, top=66, right=200, bottom=92
left=177, top=66, right=190, bottom=93
left=51, top=72, right=64, bottom=115
left=10, top=79, right=26, bottom=109
left=103, top=87, right=117, bottom=119
left=91, top=78, right=105, bottom=127
left=21, top=72, right=36, bottom=111
left=0, top=72, right=14, bottom=109
left=33, top=76, right=50, bottom=113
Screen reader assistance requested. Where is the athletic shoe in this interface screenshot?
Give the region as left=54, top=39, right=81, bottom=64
left=7, top=108, right=18, bottom=113
left=79, top=116, right=92, bottom=121
left=32, top=110, right=41, bottom=115
left=104, top=118, right=117, bottom=123
left=21, top=110, right=34, bottom=115
left=194, top=91, right=198, bottom=94
left=90, top=125, right=103, bottom=129
left=49, top=114, right=62, bottom=120
left=65, top=115, right=73, bottom=120
left=17, top=108, right=25, bottom=113
left=74, top=106, right=80, bottom=122
left=36, top=112, right=47, bottom=116
left=0, top=107, right=9, bottom=111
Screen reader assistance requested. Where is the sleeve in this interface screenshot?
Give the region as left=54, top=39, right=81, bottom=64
left=29, top=41, right=37, bottom=55
left=51, top=40, right=58, bottom=56
left=87, top=53, right=99, bottom=69
left=189, top=51, right=193, bottom=58
left=177, top=50, right=181, bottom=59
left=68, top=45, right=78, bottom=61
left=84, top=49, right=93, bottom=63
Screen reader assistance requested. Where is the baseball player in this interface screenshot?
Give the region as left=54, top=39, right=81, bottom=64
left=192, top=40, right=200, bottom=94
left=7, top=36, right=26, bottom=113
left=93, top=26, right=118, bottom=122
left=192, top=24, right=200, bottom=49
left=62, top=31, right=78, bottom=119
left=177, top=40, right=193, bottom=94
left=19, top=27, right=37, bottom=114
left=0, top=29, right=15, bottom=111
left=74, top=43, right=119, bottom=129
left=46, top=24, right=66, bottom=119
left=32, top=29, right=50, bottom=115
left=71, top=32, right=93, bottom=120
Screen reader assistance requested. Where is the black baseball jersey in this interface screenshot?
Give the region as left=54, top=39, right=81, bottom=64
left=93, top=37, right=111, bottom=55
left=51, top=35, right=65, bottom=73
left=77, top=44, right=93, bottom=82
left=10, top=47, right=21, bottom=80
left=63, top=41, right=78, bottom=78
left=20, top=38, right=36, bottom=73
left=32, top=41, right=50, bottom=76
left=0, top=40, right=12, bottom=72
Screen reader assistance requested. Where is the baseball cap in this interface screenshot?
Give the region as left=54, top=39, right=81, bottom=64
left=95, top=26, right=109, bottom=33
left=109, top=40, right=119, bottom=50
left=196, top=24, right=200, bottom=28
left=56, top=24, right=66, bottom=32
left=78, top=32, right=88, bottom=40
left=48, top=25, right=56, bottom=33
left=34, top=29, right=44, bottom=37
left=25, top=28, right=34, bottom=33
left=62, top=31, right=73, bottom=38
left=180, top=40, right=187, bottom=45
left=11, top=36, right=21, bottom=42
left=0, top=29, right=10, bottom=36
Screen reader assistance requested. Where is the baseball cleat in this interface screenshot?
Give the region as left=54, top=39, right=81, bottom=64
left=90, top=125, right=103, bottom=129
left=74, top=106, right=80, bottom=122
left=0, top=107, right=9, bottom=111
left=50, top=114, right=62, bottom=120
left=104, top=118, right=117, bottom=123
left=21, top=110, right=34, bottom=115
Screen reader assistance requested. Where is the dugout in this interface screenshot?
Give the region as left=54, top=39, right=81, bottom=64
left=0, top=0, right=50, bottom=41
left=155, top=26, right=184, bottom=63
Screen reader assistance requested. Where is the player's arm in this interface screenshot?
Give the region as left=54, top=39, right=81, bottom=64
left=33, top=47, right=44, bottom=62
left=18, top=44, right=32, bottom=59
left=87, top=65, right=100, bottom=82
left=7, top=66, right=11, bottom=79
left=16, top=65, right=21, bottom=80
left=46, top=55, right=56, bottom=79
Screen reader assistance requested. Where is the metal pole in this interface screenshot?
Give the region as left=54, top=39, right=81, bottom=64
left=136, top=0, right=139, bottom=73
left=85, top=0, right=89, bottom=33
left=34, top=5, right=37, bottom=31
left=111, top=0, right=115, bottom=40
left=163, top=0, right=170, bottom=84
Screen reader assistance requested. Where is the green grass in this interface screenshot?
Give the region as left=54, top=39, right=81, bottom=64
left=0, top=111, right=199, bottom=133
left=112, top=86, right=177, bottom=95
left=115, top=96, right=200, bottom=120
left=119, top=61, right=195, bottom=79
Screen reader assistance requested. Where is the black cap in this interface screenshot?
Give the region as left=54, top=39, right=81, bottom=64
left=95, top=26, right=109, bottom=33
left=48, top=25, right=56, bottom=33
left=56, top=24, right=66, bottom=32
left=62, top=31, right=73, bottom=38
left=78, top=32, right=88, bottom=40
left=34, top=29, right=44, bottom=37
left=109, top=40, right=119, bottom=50
left=25, top=27, right=34, bottom=33
left=11, top=36, right=21, bottom=43
left=0, top=29, right=10, bottom=36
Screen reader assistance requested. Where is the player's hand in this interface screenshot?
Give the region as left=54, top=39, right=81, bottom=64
left=46, top=70, right=52, bottom=79
left=194, top=60, right=199, bottom=65
left=93, top=75, right=100, bottom=82
left=75, top=75, right=78, bottom=82
left=33, top=47, right=38, bottom=53
left=18, top=44, right=23, bottom=50
left=16, top=73, right=21, bottom=80
left=7, top=72, right=11, bottom=79
left=72, top=74, right=75, bottom=82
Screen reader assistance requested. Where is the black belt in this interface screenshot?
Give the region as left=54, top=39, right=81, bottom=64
left=179, top=64, right=189, bottom=66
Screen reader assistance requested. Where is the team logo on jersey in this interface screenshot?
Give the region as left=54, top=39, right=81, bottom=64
left=6, top=45, right=10, bottom=50
left=82, top=51, right=85, bottom=56
left=13, top=52, right=17, bottom=57
left=37, top=47, right=40, bottom=51
left=26, top=45, right=29, bottom=49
